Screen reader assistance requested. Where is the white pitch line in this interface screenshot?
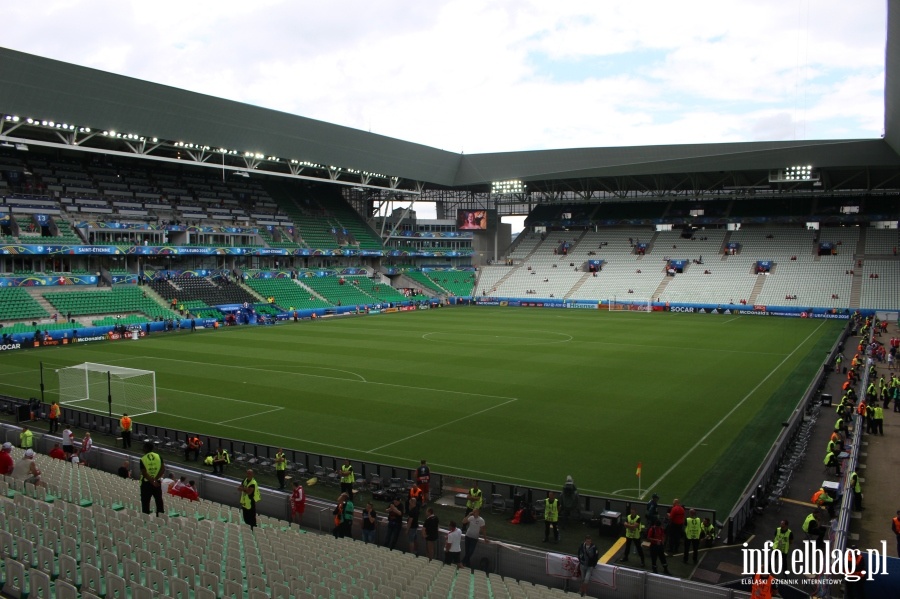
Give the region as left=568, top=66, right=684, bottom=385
left=154, top=412, right=365, bottom=455
left=157, top=386, right=281, bottom=410
left=0, top=371, right=34, bottom=379
left=216, top=406, right=284, bottom=425
left=142, top=356, right=518, bottom=401
left=638, top=319, right=828, bottom=499
left=368, top=397, right=519, bottom=453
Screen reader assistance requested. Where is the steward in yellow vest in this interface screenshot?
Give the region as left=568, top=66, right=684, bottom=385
left=239, top=470, right=261, bottom=530
left=275, top=450, right=287, bottom=490
left=543, top=492, right=560, bottom=543
left=683, top=509, right=702, bottom=564
left=139, top=441, right=165, bottom=515
left=340, top=459, right=355, bottom=495
left=466, top=482, right=483, bottom=514
left=773, top=520, right=793, bottom=555
left=618, top=506, right=645, bottom=565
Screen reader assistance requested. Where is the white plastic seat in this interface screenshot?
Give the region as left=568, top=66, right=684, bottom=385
left=57, top=554, right=79, bottom=588
left=169, top=575, right=191, bottom=599
left=106, top=573, right=128, bottom=599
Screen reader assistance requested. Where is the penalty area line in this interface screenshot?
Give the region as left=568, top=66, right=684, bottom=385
left=368, top=398, right=519, bottom=453
left=216, top=406, right=285, bottom=425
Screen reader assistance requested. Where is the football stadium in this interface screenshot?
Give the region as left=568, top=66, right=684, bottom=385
left=0, top=5, right=898, bottom=599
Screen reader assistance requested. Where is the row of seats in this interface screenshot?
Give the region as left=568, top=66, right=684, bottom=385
left=149, top=278, right=260, bottom=308
left=0, top=446, right=570, bottom=599
left=42, top=288, right=177, bottom=320
left=0, top=288, right=49, bottom=321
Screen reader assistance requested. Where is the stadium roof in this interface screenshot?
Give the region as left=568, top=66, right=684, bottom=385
left=1, top=3, right=900, bottom=196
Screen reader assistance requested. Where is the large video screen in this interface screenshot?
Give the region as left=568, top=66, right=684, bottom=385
left=457, top=209, right=489, bottom=231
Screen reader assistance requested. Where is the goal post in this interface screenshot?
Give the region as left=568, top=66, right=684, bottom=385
left=607, top=298, right=653, bottom=312
left=57, top=362, right=157, bottom=417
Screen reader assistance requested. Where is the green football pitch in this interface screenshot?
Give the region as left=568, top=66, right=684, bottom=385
left=0, top=307, right=842, bottom=514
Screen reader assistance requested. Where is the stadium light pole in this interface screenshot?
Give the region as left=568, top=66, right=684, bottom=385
left=107, top=371, right=112, bottom=419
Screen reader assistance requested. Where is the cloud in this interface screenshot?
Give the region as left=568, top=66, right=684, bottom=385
left=2, top=0, right=887, bottom=154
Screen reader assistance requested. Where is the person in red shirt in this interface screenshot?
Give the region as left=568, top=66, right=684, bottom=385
left=646, top=519, right=669, bottom=574
left=0, top=442, right=14, bottom=475
left=48, top=443, right=67, bottom=460
left=667, top=498, right=686, bottom=555
left=291, top=480, right=306, bottom=527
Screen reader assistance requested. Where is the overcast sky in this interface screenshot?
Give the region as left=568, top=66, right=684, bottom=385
left=3, top=0, right=888, bottom=226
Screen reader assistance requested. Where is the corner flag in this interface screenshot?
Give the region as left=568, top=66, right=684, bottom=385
left=636, top=462, right=644, bottom=497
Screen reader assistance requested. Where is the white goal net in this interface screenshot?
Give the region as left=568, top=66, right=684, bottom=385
left=607, top=298, right=653, bottom=312
left=57, top=362, right=157, bottom=417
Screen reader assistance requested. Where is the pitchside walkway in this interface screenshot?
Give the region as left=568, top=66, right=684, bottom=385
left=682, top=320, right=899, bottom=596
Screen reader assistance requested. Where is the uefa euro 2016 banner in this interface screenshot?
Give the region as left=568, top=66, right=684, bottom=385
left=0, top=244, right=447, bottom=258
left=0, top=274, right=100, bottom=287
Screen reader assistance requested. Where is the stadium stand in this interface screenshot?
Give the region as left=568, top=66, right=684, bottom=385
left=859, top=260, right=900, bottom=309
left=298, top=276, right=380, bottom=307
left=42, top=288, right=176, bottom=320
left=405, top=271, right=476, bottom=297
left=0, top=288, right=50, bottom=322
left=147, top=276, right=260, bottom=308
left=244, top=277, right=332, bottom=311
left=0, top=455, right=577, bottom=599
left=863, top=228, right=900, bottom=254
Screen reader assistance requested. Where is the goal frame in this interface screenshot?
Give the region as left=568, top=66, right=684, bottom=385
left=607, top=298, right=653, bottom=312
left=56, top=362, right=157, bottom=417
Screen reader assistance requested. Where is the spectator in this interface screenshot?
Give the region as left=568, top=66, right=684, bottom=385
left=423, top=507, right=439, bottom=560
left=384, top=497, right=404, bottom=550
left=291, top=481, right=306, bottom=528
left=0, top=442, right=14, bottom=475
left=340, top=492, right=355, bottom=539
left=462, top=508, right=487, bottom=568
left=445, top=520, right=462, bottom=568
left=79, top=432, right=93, bottom=466
left=361, top=502, right=377, bottom=544
left=647, top=518, right=669, bottom=574
left=646, top=493, right=659, bottom=523
left=117, top=460, right=131, bottom=479
left=48, top=443, right=67, bottom=461
left=160, top=471, right=176, bottom=495
left=12, top=449, right=43, bottom=487
left=407, top=497, right=421, bottom=554
left=578, top=535, right=600, bottom=597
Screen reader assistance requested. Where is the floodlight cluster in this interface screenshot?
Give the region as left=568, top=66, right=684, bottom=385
left=108, top=131, right=158, bottom=142
left=784, top=165, right=814, bottom=180
left=2, top=113, right=397, bottom=187
left=492, top=179, right=526, bottom=194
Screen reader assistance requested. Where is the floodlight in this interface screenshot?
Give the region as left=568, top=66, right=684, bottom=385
left=491, top=179, right=526, bottom=194
left=768, top=165, right=819, bottom=183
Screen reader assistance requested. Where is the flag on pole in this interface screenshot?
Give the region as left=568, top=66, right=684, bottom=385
left=635, top=462, right=642, bottom=477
